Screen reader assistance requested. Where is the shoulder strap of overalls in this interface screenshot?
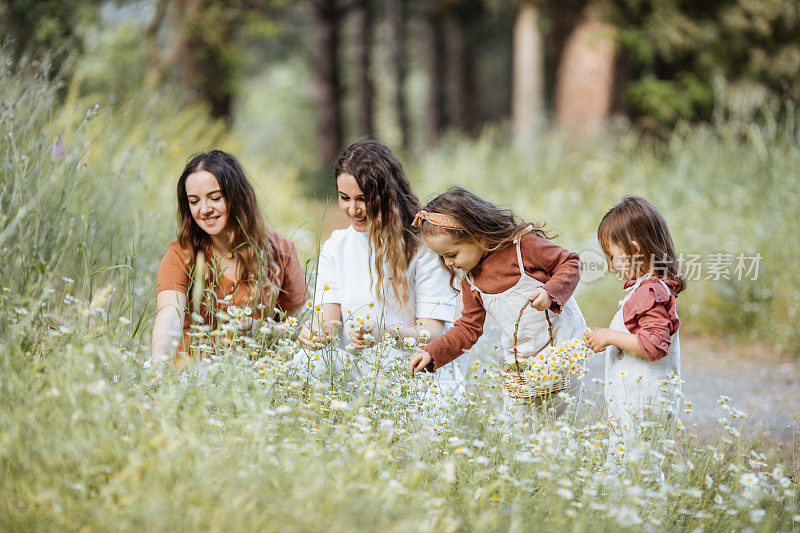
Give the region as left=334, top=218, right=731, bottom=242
left=620, top=272, right=650, bottom=307
left=513, top=227, right=531, bottom=277
left=465, top=272, right=480, bottom=292
left=628, top=272, right=652, bottom=293
left=655, top=278, right=671, bottom=293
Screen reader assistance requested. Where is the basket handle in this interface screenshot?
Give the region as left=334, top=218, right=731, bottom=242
left=512, top=300, right=554, bottom=374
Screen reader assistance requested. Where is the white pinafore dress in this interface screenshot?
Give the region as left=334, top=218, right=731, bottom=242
left=465, top=234, right=586, bottom=426
left=604, top=273, right=681, bottom=448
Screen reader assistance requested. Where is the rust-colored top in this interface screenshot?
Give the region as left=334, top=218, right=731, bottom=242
left=156, top=230, right=308, bottom=357
left=424, top=231, right=581, bottom=368
left=622, top=276, right=681, bottom=362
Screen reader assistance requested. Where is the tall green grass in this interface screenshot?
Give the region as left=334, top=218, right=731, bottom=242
left=0, top=52, right=320, bottom=344
left=2, top=49, right=799, bottom=530
left=409, top=115, right=800, bottom=354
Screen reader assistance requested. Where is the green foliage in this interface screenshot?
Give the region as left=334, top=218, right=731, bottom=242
left=610, top=0, right=800, bottom=127
left=1, top=273, right=798, bottom=530
left=2, top=41, right=800, bottom=532
left=408, top=108, right=800, bottom=355
left=626, top=73, right=714, bottom=126
left=72, top=21, right=149, bottom=98
left=0, top=0, right=101, bottom=75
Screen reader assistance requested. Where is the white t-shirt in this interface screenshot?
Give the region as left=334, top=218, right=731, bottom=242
left=314, top=226, right=457, bottom=341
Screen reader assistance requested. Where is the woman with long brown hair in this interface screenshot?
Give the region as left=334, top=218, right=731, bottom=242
left=151, top=150, right=307, bottom=366
left=297, top=140, right=459, bottom=386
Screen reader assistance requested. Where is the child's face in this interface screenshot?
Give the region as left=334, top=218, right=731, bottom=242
left=425, top=233, right=485, bottom=272
left=607, top=242, right=643, bottom=281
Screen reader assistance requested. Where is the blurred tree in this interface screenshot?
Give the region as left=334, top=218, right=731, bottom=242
left=388, top=0, right=410, bottom=150
left=444, top=0, right=482, bottom=135
left=0, top=0, right=102, bottom=77
left=553, top=4, right=615, bottom=136
left=422, top=0, right=447, bottom=143
left=512, top=0, right=545, bottom=144
left=609, top=0, right=800, bottom=127
left=309, top=0, right=344, bottom=166
left=145, top=0, right=288, bottom=120
left=352, top=0, right=375, bottom=137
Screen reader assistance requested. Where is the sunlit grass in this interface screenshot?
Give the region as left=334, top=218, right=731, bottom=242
left=408, top=117, right=800, bottom=354
left=2, top=49, right=799, bottom=530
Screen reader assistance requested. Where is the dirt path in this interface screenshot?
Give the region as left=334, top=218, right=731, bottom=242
left=583, top=335, right=800, bottom=446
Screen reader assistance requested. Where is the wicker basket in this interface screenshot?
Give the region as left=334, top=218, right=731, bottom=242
left=499, top=302, right=570, bottom=399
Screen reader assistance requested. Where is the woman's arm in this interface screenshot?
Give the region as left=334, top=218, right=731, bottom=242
left=151, top=290, right=187, bottom=364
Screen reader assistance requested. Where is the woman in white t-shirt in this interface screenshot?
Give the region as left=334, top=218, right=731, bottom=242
left=297, top=140, right=463, bottom=390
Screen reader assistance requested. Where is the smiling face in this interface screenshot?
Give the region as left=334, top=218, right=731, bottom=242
left=337, top=172, right=369, bottom=232
left=425, top=233, right=485, bottom=272
left=185, top=170, right=229, bottom=237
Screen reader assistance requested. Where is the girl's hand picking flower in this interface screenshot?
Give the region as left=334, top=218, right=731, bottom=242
left=409, top=349, right=433, bottom=377
left=528, top=287, right=553, bottom=311
left=586, top=328, right=613, bottom=353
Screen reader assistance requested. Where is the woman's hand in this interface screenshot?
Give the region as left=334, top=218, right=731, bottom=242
left=238, top=316, right=256, bottom=336
left=299, top=320, right=340, bottom=348
left=349, top=320, right=378, bottom=349
left=586, top=328, right=613, bottom=353
left=528, top=287, right=553, bottom=311
left=299, top=303, right=343, bottom=349
left=409, top=349, right=433, bottom=377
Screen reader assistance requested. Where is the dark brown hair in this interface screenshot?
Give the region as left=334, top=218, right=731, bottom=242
left=597, top=196, right=686, bottom=293
left=418, top=187, right=552, bottom=289
left=177, top=150, right=280, bottom=307
left=335, top=140, right=421, bottom=306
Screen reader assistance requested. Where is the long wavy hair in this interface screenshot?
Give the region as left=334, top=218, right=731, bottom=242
left=418, top=187, right=552, bottom=289
left=597, top=196, right=686, bottom=294
left=335, top=140, right=421, bottom=306
left=176, top=150, right=280, bottom=308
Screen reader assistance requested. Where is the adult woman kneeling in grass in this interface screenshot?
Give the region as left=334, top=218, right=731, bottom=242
left=151, top=150, right=307, bottom=367
left=296, top=140, right=462, bottom=395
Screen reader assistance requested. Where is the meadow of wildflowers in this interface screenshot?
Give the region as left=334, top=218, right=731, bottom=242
left=2, top=50, right=799, bottom=530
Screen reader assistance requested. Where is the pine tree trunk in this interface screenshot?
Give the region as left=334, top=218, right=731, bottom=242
left=422, top=0, right=446, bottom=143
left=388, top=0, right=410, bottom=150
left=160, top=0, right=233, bottom=119
left=310, top=0, right=344, bottom=167
left=144, top=0, right=169, bottom=87
left=553, top=14, right=615, bottom=136
left=353, top=0, right=374, bottom=138
left=444, top=10, right=477, bottom=134
left=512, top=0, right=545, bottom=145
left=181, top=33, right=233, bottom=119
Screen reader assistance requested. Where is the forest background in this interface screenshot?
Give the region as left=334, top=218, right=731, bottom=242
left=3, top=0, right=797, bottom=351
left=1, top=1, right=800, bottom=528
